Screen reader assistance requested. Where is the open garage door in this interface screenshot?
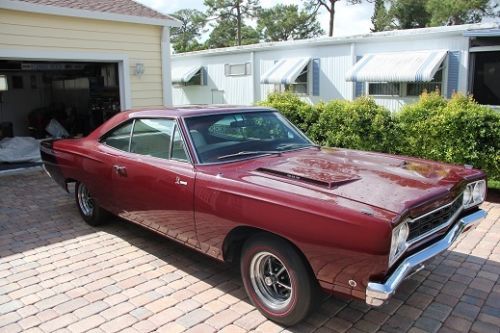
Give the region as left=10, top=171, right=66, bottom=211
left=0, top=60, right=122, bottom=170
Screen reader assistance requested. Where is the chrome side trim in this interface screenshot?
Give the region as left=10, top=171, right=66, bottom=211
left=366, top=209, right=487, bottom=306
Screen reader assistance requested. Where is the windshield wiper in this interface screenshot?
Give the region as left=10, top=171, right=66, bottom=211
left=218, top=151, right=282, bottom=160
left=276, top=143, right=320, bottom=151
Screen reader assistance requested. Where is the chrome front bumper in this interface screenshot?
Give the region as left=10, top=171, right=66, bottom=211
left=366, top=209, right=487, bottom=306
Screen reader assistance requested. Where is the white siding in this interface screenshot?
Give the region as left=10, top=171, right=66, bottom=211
left=172, top=53, right=253, bottom=105
left=171, top=28, right=473, bottom=111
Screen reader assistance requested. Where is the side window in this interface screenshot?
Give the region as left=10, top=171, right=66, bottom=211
left=130, top=119, right=174, bottom=159
left=172, top=126, right=188, bottom=161
left=101, top=121, right=133, bottom=151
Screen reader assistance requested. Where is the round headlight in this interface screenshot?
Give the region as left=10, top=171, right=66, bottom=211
left=472, top=180, right=486, bottom=203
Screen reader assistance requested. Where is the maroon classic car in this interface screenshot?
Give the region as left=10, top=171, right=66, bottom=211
left=41, top=106, right=487, bottom=325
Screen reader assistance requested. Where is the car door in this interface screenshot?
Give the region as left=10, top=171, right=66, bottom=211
left=110, top=118, right=198, bottom=248
left=90, top=120, right=135, bottom=212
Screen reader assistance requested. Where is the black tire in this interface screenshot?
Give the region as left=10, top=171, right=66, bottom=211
left=75, top=181, right=107, bottom=226
left=240, top=233, right=318, bottom=326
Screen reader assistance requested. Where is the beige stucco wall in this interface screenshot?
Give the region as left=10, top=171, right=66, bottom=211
left=0, top=8, right=164, bottom=108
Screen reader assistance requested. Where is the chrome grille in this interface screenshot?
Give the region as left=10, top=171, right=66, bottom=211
left=408, top=194, right=463, bottom=243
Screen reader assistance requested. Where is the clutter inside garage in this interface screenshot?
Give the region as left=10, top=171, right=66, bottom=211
left=0, top=60, right=121, bottom=170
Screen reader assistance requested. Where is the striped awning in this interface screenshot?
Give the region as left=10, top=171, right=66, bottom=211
left=260, top=58, right=310, bottom=84
left=346, top=50, right=448, bottom=82
left=171, top=65, right=202, bottom=84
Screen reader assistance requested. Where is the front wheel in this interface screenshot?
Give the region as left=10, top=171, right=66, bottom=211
left=240, top=234, right=318, bottom=326
left=75, top=181, right=107, bottom=226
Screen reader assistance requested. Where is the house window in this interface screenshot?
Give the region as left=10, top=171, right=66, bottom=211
left=407, top=69, right=443, bottom=96
left=185, top=70, right=202, bottom=86
left=368, top=82, right=400, bottom=96
left=284, top=67, right=308, bottom=95
left=366, top=69, right=443, bottom=97
left=225, top=63, right=251, bottom=76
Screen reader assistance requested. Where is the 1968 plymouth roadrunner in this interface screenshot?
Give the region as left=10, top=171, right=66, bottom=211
left=41, top=106, right=487, bottom=325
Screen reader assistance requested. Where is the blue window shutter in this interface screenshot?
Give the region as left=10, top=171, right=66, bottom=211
left=202, top=66, right=207, bottom=86
left=447, top=51, right=460, bottom=98
left=312, top=58, right=320, bottom=96
left=354, top=56, right=364, bottom=98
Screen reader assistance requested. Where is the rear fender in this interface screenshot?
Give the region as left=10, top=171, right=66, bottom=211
left=40, top=139, right=68, bottom=191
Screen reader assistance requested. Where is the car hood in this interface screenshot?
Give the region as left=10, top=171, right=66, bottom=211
left=234, top=147, right=483, bottom=215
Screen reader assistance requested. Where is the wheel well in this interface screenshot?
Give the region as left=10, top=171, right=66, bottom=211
left=222, top=227, right=317, bottom=278
left=222, top=226, right=261, bottom=263
left=64, top=178, right=77, bottom=192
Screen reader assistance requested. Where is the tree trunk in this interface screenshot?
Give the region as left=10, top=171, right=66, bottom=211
left=237, top=4, right=242, bottom=45
left=329, top=0, right=336, bottom=37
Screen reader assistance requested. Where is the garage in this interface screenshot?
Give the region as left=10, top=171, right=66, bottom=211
left=0, top=60, right=120, bottom=138
left=0, top=0, right=180, bottom=171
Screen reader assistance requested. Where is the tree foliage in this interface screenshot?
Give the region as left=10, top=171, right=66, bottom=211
left=426, top=0, right=495, bottom=26
left=371, top=0, right=497, bottom=31
left=170, top=9, right=207, bottom=53
left=205, top=18, right=259, bottom=48
left=257, top=4, right=324, bottom=41
left=389, top=0, right=430, bottom=29
left=204, top=0, right=261, bottom=46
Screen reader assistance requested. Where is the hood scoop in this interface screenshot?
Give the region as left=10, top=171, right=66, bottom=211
left=256, top=164, right=360, bottom=189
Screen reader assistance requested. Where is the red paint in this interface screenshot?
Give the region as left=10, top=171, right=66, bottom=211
left=41, top=107, right=486, bottom=301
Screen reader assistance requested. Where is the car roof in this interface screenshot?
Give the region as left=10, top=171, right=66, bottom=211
left=89, top=105, right=276, bottom=140
left=126, top=105, right=275, bottom=119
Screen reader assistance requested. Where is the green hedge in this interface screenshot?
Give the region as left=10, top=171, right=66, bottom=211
left=258, top=91, right=500, bottom=182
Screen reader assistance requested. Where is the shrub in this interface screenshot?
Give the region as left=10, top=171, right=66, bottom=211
left=394, top=91, right=447, bottom=159
left=397, top=92, right=500, bottom=180
left=309, top=97, right=395, bottom=152
left=259, top=91, right=500, bottom=182
left=257, top=91, right=320, bottom=134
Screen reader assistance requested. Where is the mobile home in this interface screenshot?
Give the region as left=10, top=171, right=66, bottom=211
left=171, top=23, right=500, bottom=111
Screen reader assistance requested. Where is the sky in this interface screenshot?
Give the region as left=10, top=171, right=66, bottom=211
left=135, top=0, right=375, bottom=37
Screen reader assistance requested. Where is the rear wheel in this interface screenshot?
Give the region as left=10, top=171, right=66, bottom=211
left=75, top=182, right=107, bottom=226
left=240, top=234, right=317, bottom=326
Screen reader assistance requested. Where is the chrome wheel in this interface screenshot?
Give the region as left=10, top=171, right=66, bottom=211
left=249, top=251, right=293, bottom=311
left=77, top=183, right=94, bottom=217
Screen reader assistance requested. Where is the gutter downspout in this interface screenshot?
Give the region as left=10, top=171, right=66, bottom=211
left=161, top=26, right=173, bottom=106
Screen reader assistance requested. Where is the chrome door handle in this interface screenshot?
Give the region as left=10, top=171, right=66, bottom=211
left=175, top=177, right=188, bottom=186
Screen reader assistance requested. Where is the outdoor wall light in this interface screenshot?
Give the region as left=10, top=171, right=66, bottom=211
left=135, top=63, right=145, bottom=78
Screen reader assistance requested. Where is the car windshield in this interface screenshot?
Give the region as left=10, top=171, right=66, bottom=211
left=184, top=110, right=314, bottom=163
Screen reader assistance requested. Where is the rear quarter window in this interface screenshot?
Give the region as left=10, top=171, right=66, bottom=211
left=101, top=121, right=133, bottom=151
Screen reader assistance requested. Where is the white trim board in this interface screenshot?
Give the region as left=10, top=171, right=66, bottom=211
left=161, top=26, right=173, bottom=106
left=0, top=49, right=132, bottom=110
left=0, top=0, right=181, bottom=27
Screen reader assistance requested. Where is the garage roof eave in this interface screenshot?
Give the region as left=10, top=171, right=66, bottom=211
left=0, top=0, right=182, bottom=27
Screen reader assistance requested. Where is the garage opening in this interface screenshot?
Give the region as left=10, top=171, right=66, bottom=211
left=0, top=60, right=121, bottom=170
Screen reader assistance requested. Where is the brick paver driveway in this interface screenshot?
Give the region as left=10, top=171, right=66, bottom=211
left=0, top=170, right=499, bottom=333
